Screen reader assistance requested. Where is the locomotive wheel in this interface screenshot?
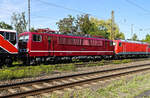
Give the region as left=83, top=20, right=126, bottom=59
left=5, top=58, right=13, bottom=66
left=54, top=57, right=61, bottom=64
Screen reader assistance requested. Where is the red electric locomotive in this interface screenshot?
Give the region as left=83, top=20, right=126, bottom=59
left=0, top=29, right=18, bottom=65
left=114, top=40, right=150, bottom=58
left=19, top=29, right=114, bottom=64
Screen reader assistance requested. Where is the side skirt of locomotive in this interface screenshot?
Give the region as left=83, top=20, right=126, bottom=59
left=114, top=52, right=150, bottom=59
left=20, top=54, right=114, bottom=65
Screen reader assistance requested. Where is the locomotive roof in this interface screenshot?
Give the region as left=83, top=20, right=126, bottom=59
left=0, top=29, right=16, bottom=33
left=21, top=32, right=113, bottom=41
left=116, top=39, right=148, bottom=44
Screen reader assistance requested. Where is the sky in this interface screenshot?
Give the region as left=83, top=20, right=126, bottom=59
left=0, top=0, right=150, bottom=40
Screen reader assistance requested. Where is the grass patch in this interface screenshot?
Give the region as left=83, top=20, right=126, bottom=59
left=12, top=61, right=22, bottom=65
left=0, top=64, right=75, bottom=81
left=50, top=73, right=150, bottom=98
left=112, top=59, right=132, bottom=64
left=96, top=74, right=150, bottom=98
left=0, top=59, right=134, bottom=81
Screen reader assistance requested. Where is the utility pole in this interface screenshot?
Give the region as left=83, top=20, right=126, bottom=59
left=28, top=0, right=30, bottom=31
left=111, top=10, right=115, bottom=40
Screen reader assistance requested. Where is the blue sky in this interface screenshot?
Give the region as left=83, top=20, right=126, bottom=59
left=0, top=0, right=150, bottom=40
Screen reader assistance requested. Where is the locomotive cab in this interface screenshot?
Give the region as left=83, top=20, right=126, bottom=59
left=18, top=34, right=29, bottom=53
left=0, top=29, right=18, bottom=65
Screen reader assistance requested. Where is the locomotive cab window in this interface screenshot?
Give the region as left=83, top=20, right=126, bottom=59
left=19, top=34, right=29, bottom=42
left=33, top=34, right=42, bottom=42
left=0, top=31, right=4, bottom=37
left=5, top=32, right=16, bottom=45
left=119, top=42, right=122, bottom=46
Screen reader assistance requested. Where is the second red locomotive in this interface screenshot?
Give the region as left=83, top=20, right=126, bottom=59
left=114, top=40, right=150, bottom=58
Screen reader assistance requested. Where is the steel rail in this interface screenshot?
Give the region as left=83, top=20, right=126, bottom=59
left=0, top=63, right=150, bottom=89
left=1, top=66, right=150, bottom=98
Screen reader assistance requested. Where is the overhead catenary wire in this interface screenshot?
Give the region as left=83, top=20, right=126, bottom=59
left=35, top=0, right=105, bottom=19
left=125, top=0, right=150, bottom=13
left=36, top=0, right=87, bottom=14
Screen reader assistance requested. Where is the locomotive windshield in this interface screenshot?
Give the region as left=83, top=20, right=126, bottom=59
left=19, top=34, right=29, bottom=42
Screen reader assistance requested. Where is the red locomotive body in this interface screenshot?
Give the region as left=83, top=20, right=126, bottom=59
left=0, top=29, right=18, bottom=65
left=114, top=40, right=150, bottom=58
left=19, top=31, right=114, bottom=64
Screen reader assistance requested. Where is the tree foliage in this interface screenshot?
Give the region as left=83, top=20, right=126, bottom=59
left=56, top=14, right=125, bottom=40
left=0, top=21, right=13, bottom=30
left=76, top=14, right=94, bottom=35
left=56, top=15, right=77, bottom=34
left=56, top=14, right=94, bottom=35
left=131, top=33, right=138, bottom=41
left=116, top=32, right=125, bottom=40
left=30, top=27, right=36, bottom=32
left=11, top=12, right=28, bottom=33
left=142, top=34, right=150, bottom=43
left=90, top=17, right=125, bottom=39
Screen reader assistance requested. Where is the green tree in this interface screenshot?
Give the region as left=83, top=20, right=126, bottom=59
left=30, top=27, right=36, bottom=32
left=0, top=21, right=13, bottom=29
left=90, top=17, right=124, bottom=39
left=56, top=15, right=77, bottom=34
left=131, top=33, right=138, bottom=41
left=142, top=34, right=150, bottom=43
left=116, top=32, right=125, bottom=40
left=11, top=12, right=28, bottom=33
left=76, top=14, right=94, bottom=35
left=56, top=14, right=125, bottom=39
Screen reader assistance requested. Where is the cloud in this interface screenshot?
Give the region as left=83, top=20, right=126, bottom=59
left=0, top=0, right=27, bottom=23
left=0, top=0, right=58, bottom=29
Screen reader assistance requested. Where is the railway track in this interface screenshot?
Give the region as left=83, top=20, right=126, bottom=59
left=1, top=63, right=150, bottom=98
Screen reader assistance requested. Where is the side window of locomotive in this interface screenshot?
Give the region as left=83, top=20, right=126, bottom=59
left=6, top=32, right=9, bottom=40
left=33, top=34, right=42, bottom=42
left=10, top=33, right=16, bottom=41
left=4, top=32, right=16, bottom=45
left=119, top=42, right=122, bottom=46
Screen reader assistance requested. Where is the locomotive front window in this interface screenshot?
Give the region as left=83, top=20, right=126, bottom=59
left=19, top=34, right=29, bottom=42
left=33, top=34, right=42, bottom=42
